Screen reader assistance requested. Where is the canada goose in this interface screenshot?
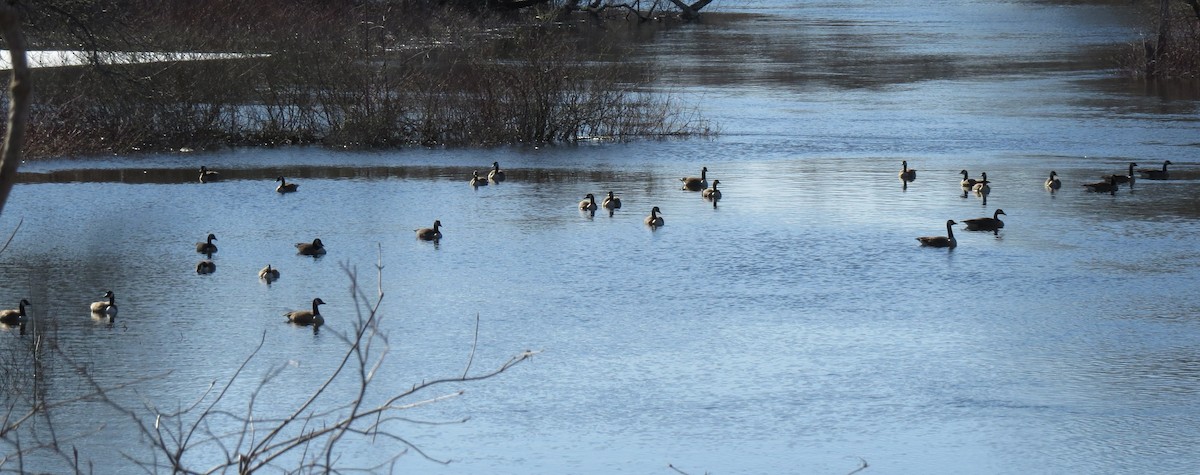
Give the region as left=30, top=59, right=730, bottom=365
left=1138, top=160, right=1172, bottom=180
left=90, top=290, right=117, bottom=317
left=259, top=264, right=280, bottom=282
left=416, top=220, right=443, bottom=241
left=1082, top=176, right=1118, bottom=194
left=276, top=176, right=299, bottom=193
left=285, top=297, right=326, bottom=326
left=899, top=161, right=916, bottom=181
left=579, top=193, right=598, bottom=212
left=0, top=299, right=29, bottom=325
left=602, top=191, right=622, bottom=210
left=296, top=238, right=326, bottom=256
left=917, top=220, right=957, bottom=248
left=196, top=233, right=218, bottom=254
left=960, top=170, right=980, bottom=188
left=469, top=170, right=488, bottom=187
left=1045, top=171, right=1062, bottom=189
left=972, top=172, right=991, bottom=194
left=199, top=166, right=220, bottom=183
left=681, top=167, right=708, bottom=191
left=963, top=209, right=1006, bottom=231
left=488, top=161, right=506, bottom=182
left=1104, top=162, right=1137, bottom=188
left=702, top=180, right=722, bottom=199
left=196, top=260, right=216, bottom=274
left=644, top=206, right=664, bottom=227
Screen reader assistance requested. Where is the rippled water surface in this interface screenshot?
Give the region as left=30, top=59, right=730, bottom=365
left=2, top=1, right=1200, bottom=474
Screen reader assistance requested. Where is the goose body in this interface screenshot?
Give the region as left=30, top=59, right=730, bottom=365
left=259, top=264, right=280, bottom=282
left=602, top=191, right=622, bottom=210
left=0, top=299, right=29, bottom=325
left=1045, top=171, right=1061, bottom=189
left=196, top=260, right=216, bottom=274
left=702, top=180, right=722, bottom=199
left=416, top=220, right=443, bottom=241
left=960, top=170, right=979, bottom=188
left=470, top=171, right=488, bottom=187
left=579, top=193, right=598, bottom=212
left=196, top=233, right=218, bottom=254
left=1104, top=162, right=1137, bottom=187
left=899, top=161, right=916, bottom=181
left=963, top=209, right=1006, bottom=231
left=1138, top=160, right=1172, bottom=180
left=199, top=166, right=220, bottom=183
left=917, top=220, right=958, bottom=248
left=1082, top=176, right=1119, bottom=194
left=972, top=172, right=991, bottom=194
left=90, top=291, right=117, bottom=317
left=275, top=176, right=299, bottom=193
left=488, top=161, right=506, bottom=182
left=285, top=297, right=325, bottom=326
left=681, top=167, right=708, bottom=191
left=644, top=206, right=664, bottom=227
left=296, top=238, right=326, bottom=256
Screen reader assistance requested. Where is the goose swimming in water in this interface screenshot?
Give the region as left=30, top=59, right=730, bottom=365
left=681, top=167, right=708, bottom=191
left=196, top=260, right=216, bottom=274
left=488, top=161, right=506, bottom=182
left=199, top=166, right=220, bottom=183
left=602, top=191, right=621, bottom=210
left=702, top=180, right=722, bottom=200
left=917, top=220, right=958, bottom=248
left=963, top=209, right=1006, bottom=231
left=1045, top=171, right=1061, bottom=190
left=1082, top=176, right=1119, bottom=194
left=296, top=238, right=326, bottom=256
left=285, top=297, right=326, bottom=326
left=960, top=170, right=981, bottom=188
left=644, top=206, right=664, bottom=227
left=579, top=193, right=598, bottom=212
left=259, top=264, right=280, bottom=282
left=972, top=172, right=991, bottom=194
left=899, top=161, right=916, bottom=182
left=1138, top=160, right=1172, bottom=180
left=0, top=299, right=29, bottom=325
left=1104, top=162, right=1137, bottom=188
left=276, top=176, right=299, bottom=193
left=416, top=220, right=443, bottom=241
left=90, top=290, right=117, bottom=317
left=196, top=233, right=218, bottom=254
left=470, top=170, right=488, bottom=187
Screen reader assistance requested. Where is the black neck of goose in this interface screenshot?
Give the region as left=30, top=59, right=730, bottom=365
left=312, top=300, right=322, bottom=314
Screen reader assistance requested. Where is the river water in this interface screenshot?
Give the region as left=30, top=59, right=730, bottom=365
left=2, top=1, right=1199, bottom=474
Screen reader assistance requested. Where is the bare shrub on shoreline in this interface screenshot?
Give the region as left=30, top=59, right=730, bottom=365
left=13, top=2, right=711, bottom=158
left=1118, top=1, right=1200, bottom=79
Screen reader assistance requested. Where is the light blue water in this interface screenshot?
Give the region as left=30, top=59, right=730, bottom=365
left=2, top=1, right=1199, bottom=474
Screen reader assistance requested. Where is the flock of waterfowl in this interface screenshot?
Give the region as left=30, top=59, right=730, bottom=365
left=0, top=158, right=1177, bottom=328
left=913, top=159, right=1177, bottom=249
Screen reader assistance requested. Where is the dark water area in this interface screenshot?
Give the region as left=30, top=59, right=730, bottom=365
left=3, top=1, right=1200, bottom=474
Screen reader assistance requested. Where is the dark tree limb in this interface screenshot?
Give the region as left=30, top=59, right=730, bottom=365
left=0, top=3, right=30, bottom=217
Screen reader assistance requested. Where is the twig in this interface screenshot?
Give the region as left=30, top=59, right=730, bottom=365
left=847, top=456, right=869, bottom=475
left=462, top=312, right=480, bottom=378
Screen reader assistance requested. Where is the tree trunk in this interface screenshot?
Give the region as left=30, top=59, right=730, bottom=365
left=0, top=4, right=30, bottom=217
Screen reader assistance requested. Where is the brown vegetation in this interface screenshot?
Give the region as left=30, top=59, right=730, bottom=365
left=8, top=1, right=711, bottom=159
left=1120, top=0, right=1200, bottom=79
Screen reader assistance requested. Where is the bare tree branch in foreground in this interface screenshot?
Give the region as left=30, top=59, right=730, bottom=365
left=2, top=247, right=537, bottom=473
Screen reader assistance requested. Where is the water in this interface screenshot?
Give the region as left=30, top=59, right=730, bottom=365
left=3, top=1, right=1200, bottom=473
